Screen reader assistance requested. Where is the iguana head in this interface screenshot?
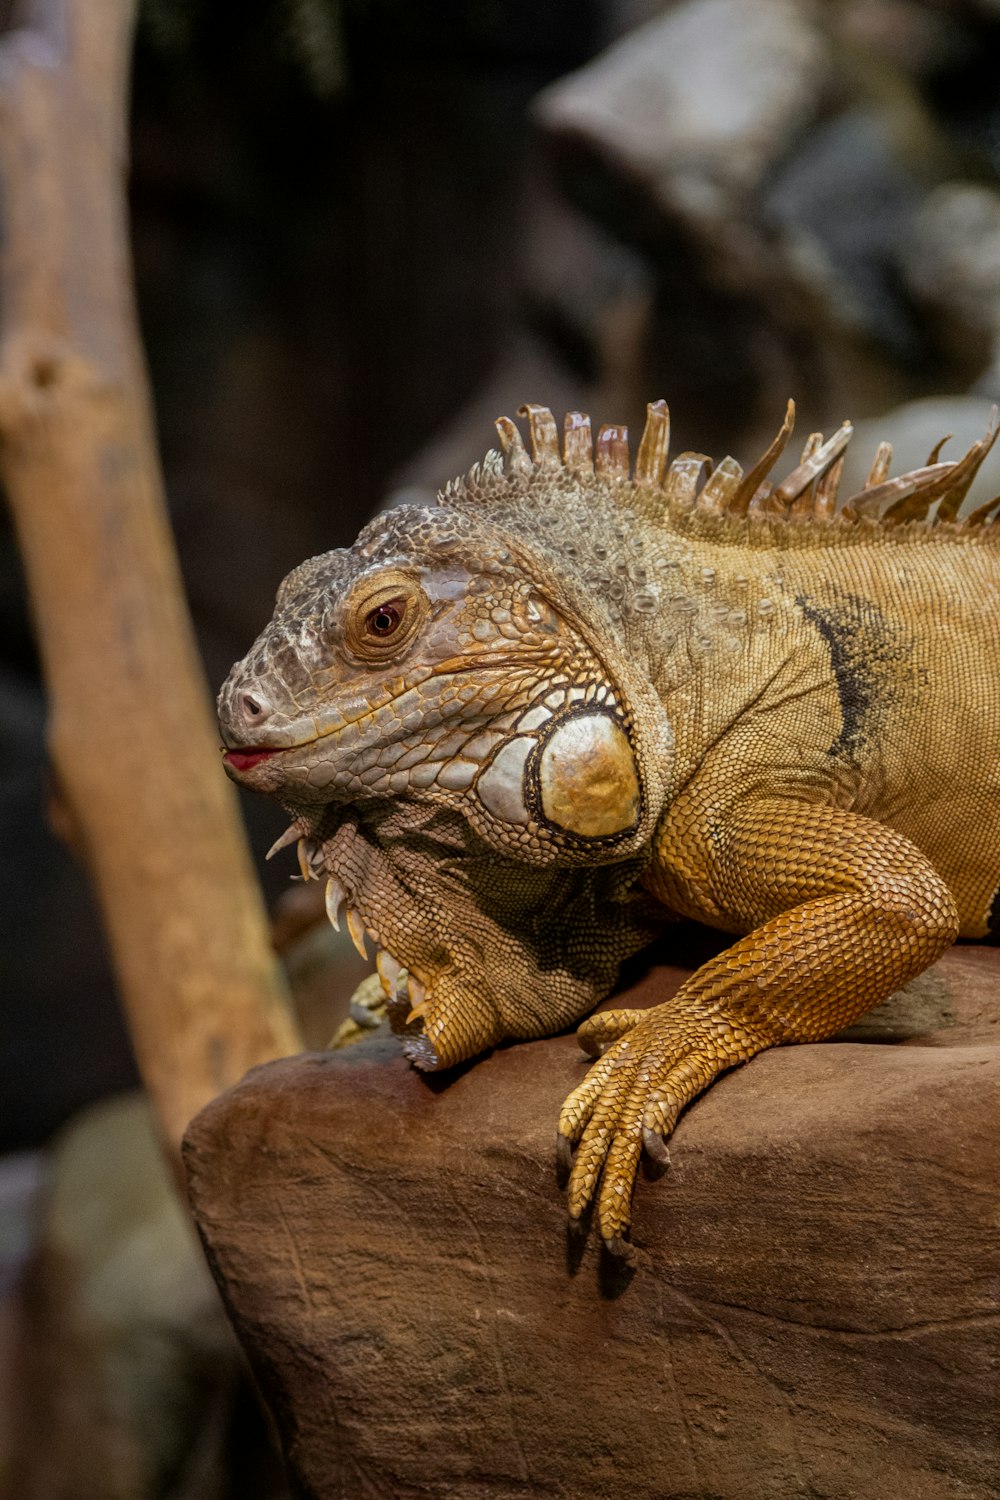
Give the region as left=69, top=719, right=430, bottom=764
left=218, top=405, right=675, bottom=1067
left=218, top=504, right=665, bottom=854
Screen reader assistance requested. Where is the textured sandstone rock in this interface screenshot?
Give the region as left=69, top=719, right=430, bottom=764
left=185, top=943, right=1000, bottom=1500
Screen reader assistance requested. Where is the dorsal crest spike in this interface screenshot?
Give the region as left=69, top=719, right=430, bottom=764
left=813, top=454, right=844, bottom=521
left=460, top=398, right=998, bottom=544
left=966, top=494, right=1000, bottom=527
left=774, top=422, right=854, bottom=510
left=563, top=411, right=594, bottom=476
left=747, top=480, right=779, bottom=517
left=635, top=399, right=670, bottom=487
left=730, top=400, right=795, bottom=516
left=495, top=415, right=532, bottom=478
left=664, top=453, right=712, bottom=511
left=518, top=404, right=561, bottom=469
left=926, top=433, right=952, bottom=467
left=695, top=454, right=744, bottom=515
left=933, top=407, right=999, bottom=522
left=595, top=423, right=630, bottom=479
left=800, top=432, right=824, bottom=464
left=847, top=410, right=999, bottom=524
left=789, top=433, right=824, bottom=519
left=864, top=441, right=893, bottom=491
left=866, top=463, right=951, bottom=523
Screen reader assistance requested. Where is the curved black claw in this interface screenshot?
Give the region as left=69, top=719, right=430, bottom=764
left=642, top=1125, right=671, bottom=1166
left=556, top=1130, right=575, bottom=1188
left=602, top=1232, right=636, bottom=1267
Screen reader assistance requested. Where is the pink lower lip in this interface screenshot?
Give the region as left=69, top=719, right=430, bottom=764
left=223, top=747, right=280, bottom=772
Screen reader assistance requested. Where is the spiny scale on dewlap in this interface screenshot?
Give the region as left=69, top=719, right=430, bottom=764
left=218, top=396, right=1000, bottom=1257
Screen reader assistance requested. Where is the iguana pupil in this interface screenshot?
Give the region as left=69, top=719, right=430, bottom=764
left=368, top=601, right=402, bottom=635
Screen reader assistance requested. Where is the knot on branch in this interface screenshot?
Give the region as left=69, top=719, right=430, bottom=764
left=0, top=334, right=118, bottom=436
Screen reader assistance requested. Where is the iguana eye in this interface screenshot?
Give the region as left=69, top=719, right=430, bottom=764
left=366, top=599, right=404, bottom=637
left=343, top=570, right=428, bottom=661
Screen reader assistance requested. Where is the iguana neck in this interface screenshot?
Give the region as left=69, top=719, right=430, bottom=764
left=480, top=485, right=795, bottom=798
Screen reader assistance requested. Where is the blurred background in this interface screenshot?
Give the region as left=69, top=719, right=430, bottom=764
left=4, top=0, right=1000, bottom=1492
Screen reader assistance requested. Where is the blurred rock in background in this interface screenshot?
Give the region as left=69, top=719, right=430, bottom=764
left=0, top=1096, right=289, bottom=1499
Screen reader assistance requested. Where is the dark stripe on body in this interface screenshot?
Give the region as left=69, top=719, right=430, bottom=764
left=796, top=590, right=920, bottom=759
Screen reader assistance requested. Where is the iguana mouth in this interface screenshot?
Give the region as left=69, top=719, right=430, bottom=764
left=221, top=746, right=283, bottom=773
left=221, top=655, right=566, bottom=759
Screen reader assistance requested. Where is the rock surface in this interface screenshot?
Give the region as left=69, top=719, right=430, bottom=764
left=185, top=940, right=1000, bottom=1500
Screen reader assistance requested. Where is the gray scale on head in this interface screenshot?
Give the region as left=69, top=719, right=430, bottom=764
left=477, top=737, right=534, bottom=825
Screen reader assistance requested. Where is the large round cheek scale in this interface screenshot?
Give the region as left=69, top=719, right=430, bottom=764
left=538, top=714, right=640, bottom=837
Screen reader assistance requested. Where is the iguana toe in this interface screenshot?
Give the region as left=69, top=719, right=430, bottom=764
left=575, top=1007, right=646, bottom=1057
left=346, top=907, right=368, bottom=959
left=557, top=1049, right=618, bottom=1182
left=555, top=1130, right=575, bottom=1187
left=596, top=1120, right=644, bottom=1251
left=375, top=948, right=404, bottom=999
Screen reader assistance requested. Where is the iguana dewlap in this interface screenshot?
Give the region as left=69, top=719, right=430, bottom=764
left=218, top=399, right=1000, bottom=1256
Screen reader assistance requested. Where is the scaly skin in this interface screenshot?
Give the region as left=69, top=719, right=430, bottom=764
left=219, top=398, right=1000, bottom=1256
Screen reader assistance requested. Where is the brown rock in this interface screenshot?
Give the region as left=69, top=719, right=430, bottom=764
left=185, top=944, right=1000, bottom=1500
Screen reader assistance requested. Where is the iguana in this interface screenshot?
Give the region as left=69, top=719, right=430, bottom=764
left=218, top=399, right=1000, bottom=1256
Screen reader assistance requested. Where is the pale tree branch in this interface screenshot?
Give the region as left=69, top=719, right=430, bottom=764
left=0, top=0, right=303, bottom=1151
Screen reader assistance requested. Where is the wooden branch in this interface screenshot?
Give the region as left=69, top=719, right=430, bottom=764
left=0, top=0, right=302, bottom=1150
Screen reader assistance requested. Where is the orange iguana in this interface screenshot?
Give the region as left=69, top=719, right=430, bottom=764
left=218, top=399, right=1000, bottom=1256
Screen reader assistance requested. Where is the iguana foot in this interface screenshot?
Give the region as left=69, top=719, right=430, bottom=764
left=382, top=965, right=506, bottom=1072
left=558, top=1004, right=766, bottom=1254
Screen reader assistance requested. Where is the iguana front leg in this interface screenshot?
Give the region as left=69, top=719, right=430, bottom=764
left=558, top=800, right=960, bottom=1255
